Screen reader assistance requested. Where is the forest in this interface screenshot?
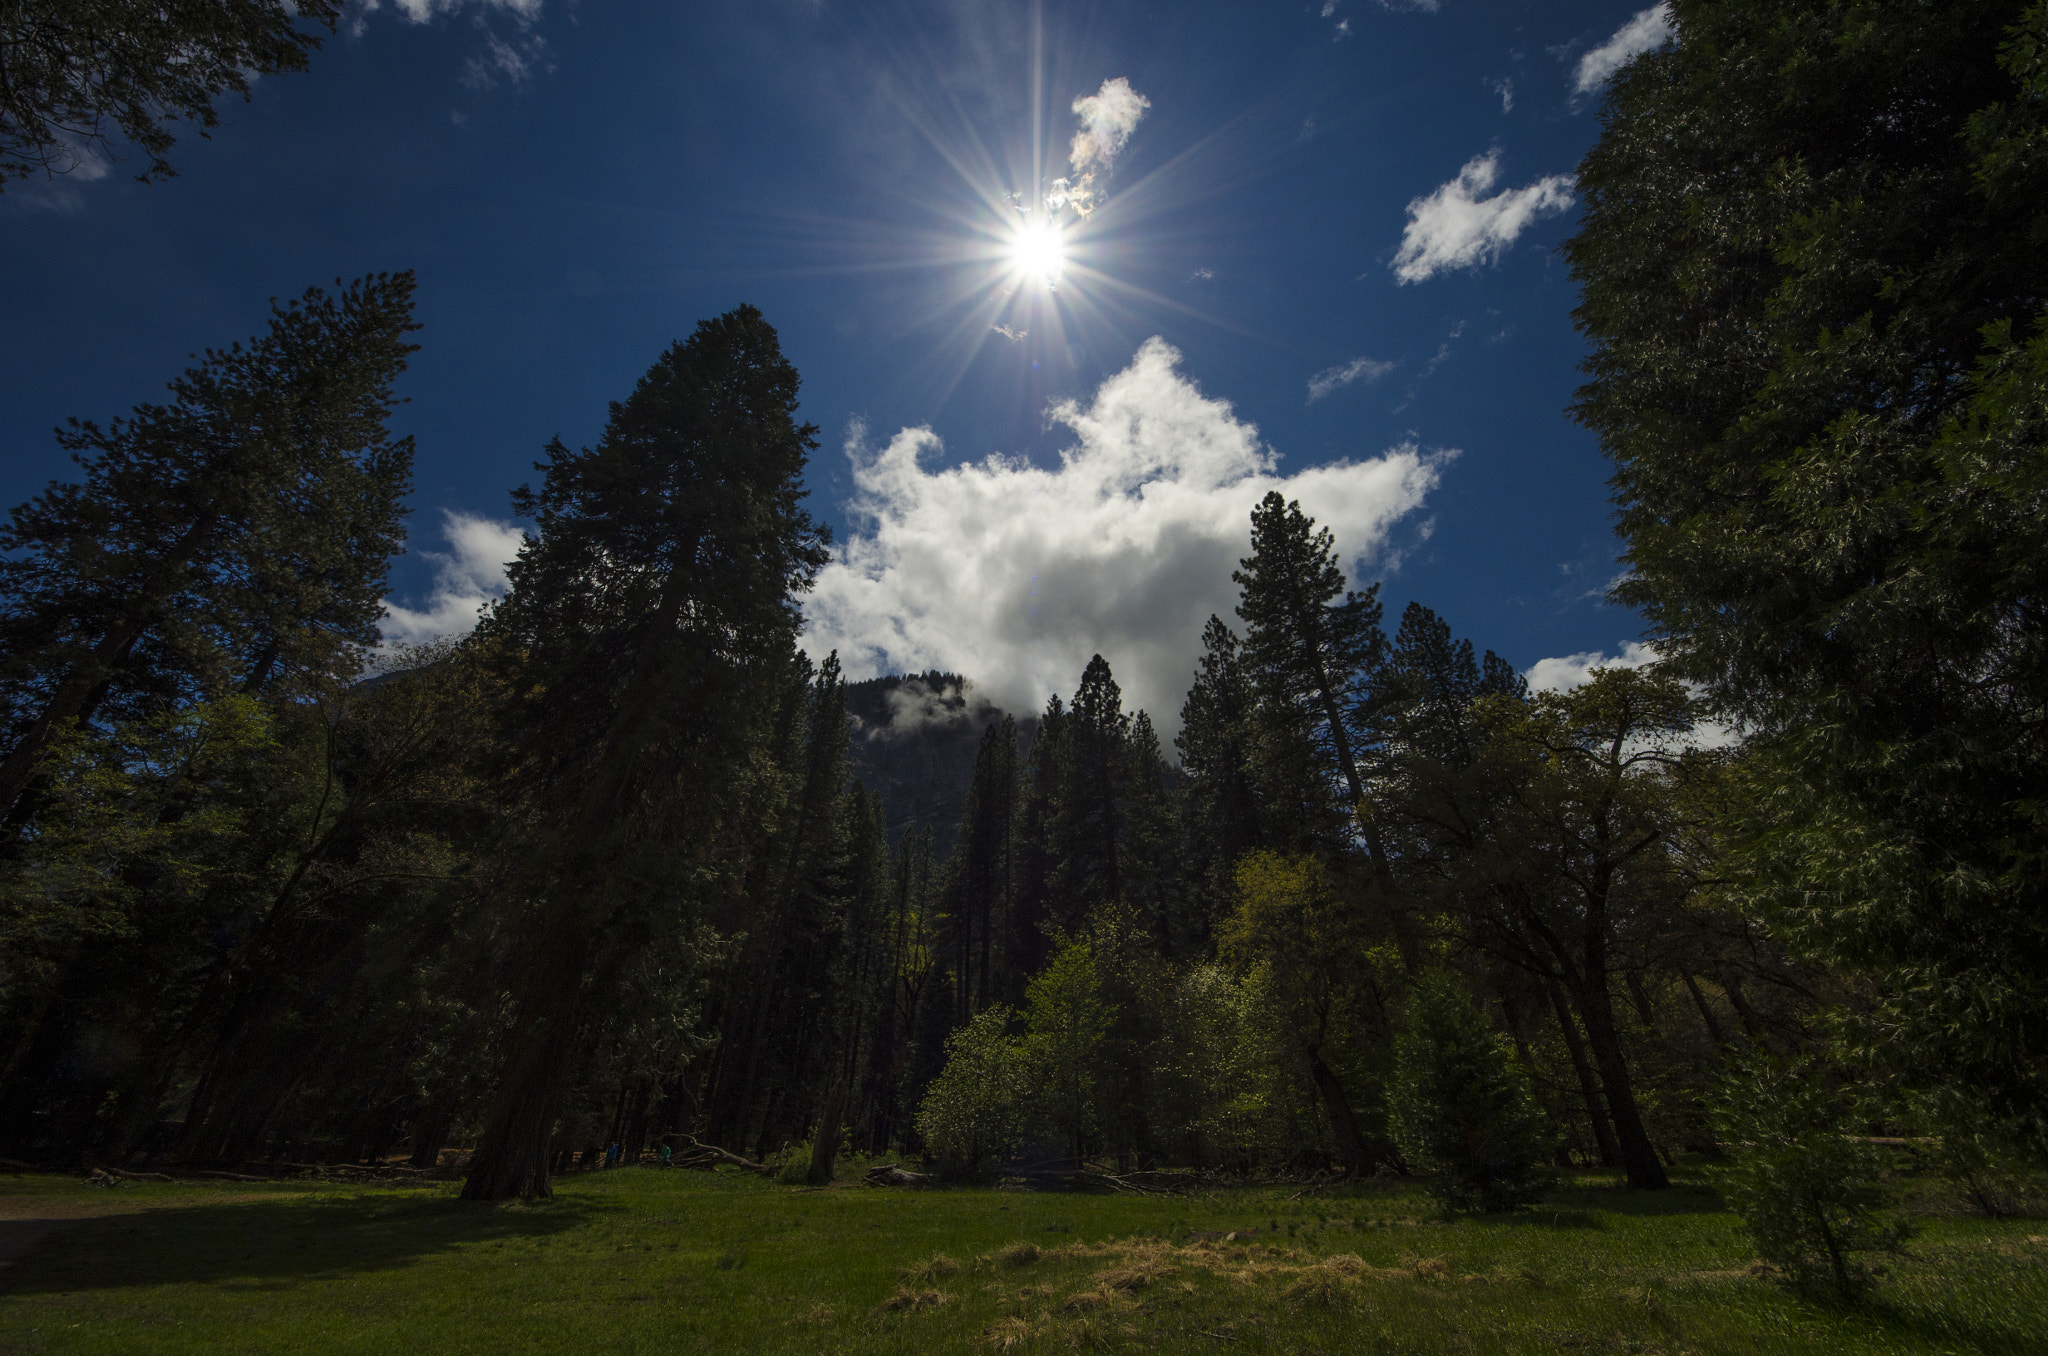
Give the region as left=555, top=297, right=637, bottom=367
left=0, top=0, right=2045, bottom=1321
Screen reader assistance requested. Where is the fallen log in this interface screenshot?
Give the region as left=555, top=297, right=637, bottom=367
left=862, top=1163, right=932, bottom=1187
left=91, top=1166, right=173, bottom=1183
left=668, top=1136, right=773, bottom=1175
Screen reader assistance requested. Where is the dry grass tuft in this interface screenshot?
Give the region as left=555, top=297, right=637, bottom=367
left=902, top=1253, right=961, bottom=1282
left=984, top=1315, right=1034, bottom=1350
left=1096, top=1258, right=1173, bottom=1292
left=1060, top=1288, right=1111, bottom=1314
left=1284, top=1264, right=1351, bottom=1306
left=879, top=1286, right=951, bottom=1312
left=1412, top=1256, right=1452, bottom=1280
left=996, top=1241, right=1043, bottom=1268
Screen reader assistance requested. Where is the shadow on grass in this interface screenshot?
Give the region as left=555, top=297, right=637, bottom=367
left=1487, top=1208, right=1607, bottom=1230
left=1546, top=1183, right=1729, bottom=1218
left=1805, top=1290, right=2046, bottom=1356
left=2, top=1192, right=605, bottom=1296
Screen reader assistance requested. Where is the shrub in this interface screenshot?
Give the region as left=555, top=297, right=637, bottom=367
left=1713, top=1056, right=1912, bottom=1298
left=1906, top=1088, right=2046, bottom=1218
left=914, top=1006, right=1027, bottom=1179
left=1390, top=970, right=1549, bottom=1212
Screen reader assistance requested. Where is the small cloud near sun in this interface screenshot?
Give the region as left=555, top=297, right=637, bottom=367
left=999, top=77, right=1150, bottom=295
left=991, top=323, right=1028, bottom=342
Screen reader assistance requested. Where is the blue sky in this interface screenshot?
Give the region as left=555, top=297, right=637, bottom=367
left=0, top=0, right=1673, bottom=728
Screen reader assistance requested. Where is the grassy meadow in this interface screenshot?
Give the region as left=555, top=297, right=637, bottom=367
left=0, top=1164, right=2041, bottom=1355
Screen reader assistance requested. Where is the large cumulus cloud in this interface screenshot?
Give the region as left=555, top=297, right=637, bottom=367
left=803, top=338, right=1449, bottom=732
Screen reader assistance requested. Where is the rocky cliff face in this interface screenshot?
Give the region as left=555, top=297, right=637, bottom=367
left=842, top=672, right=1034, bottom=858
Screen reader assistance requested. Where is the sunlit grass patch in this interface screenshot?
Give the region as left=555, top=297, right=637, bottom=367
left=0, top=1165, right=2041, bottom=1353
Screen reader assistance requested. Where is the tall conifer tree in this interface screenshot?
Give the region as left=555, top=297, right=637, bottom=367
left=461, top=305, right=828, bottom=1201
left=0, top=273, right=418, bottom=830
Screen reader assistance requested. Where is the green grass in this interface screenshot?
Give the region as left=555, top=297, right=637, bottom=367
left=0, top=1166, right=2041, bottom=1354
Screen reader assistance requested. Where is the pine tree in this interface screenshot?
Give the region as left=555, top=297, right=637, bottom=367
left=1175, top=616, right=1263, bottom=947
left=1232, top=493, right=1387, bottom=858
left=461, top=305, right=829, bottom=1201
left=1391, top=970, right=1550, bottom=1212
left=0, top=0, right=345, bottom=186
left=0, top=273, right=418, bottom=831
left=948, top=716, right=1018, bottom=1019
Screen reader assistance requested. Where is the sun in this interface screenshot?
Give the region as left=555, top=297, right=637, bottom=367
left=1008, top=216, right=1066, bottom=288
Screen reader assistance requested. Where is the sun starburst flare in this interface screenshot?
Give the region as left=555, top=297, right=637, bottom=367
left=1008, top=216, right=1067, bottom=289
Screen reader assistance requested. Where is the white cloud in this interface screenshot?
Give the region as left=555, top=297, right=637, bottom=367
left=380, top=510, right=525, bottom=647
left=803, top=339, right=1449, bottom=734
left=1572, top=3, right=1674, bottom=95
left=991, top=323, right=1027, bottom=342
left=1389, top=150, right=1576, bottom=284
left=1491, top=77, right=1514, bottom=113
left=871, top=676, right=998, bottom=740
left=1524, top=641, right=1659, bottom=694
left=1524, top=641, right=1742, bottom=751
left=1068, top=77, right=1150, bottom=178
left=1307, top=356, right=1396, bottom=403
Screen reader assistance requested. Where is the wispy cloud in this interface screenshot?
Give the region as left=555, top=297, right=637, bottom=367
left=460, top=28, right=550, bottom=89
left=380, top=510, right=525, bottom=646
left=1572, top=3, right=1673, bottom=96
left=1389, top=150, right=1575, bottom=284
left=803, top=339, right=1449, bottom=734
left=1490, top=77, right=1514, bottom=113
left=991, top=323, right=1027, bottom=342
left=1307, top=356, right=1396, bottom=403
left=361, top=0, right=543, bottom=22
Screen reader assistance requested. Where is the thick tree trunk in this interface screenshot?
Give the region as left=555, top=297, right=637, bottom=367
left=461, top=925, right=591, bottom=1201
left=1546, top=978, right=1621, bottom=1168
left=408, top=1088, right=458, bottom=1170
left=1568, top=978, right=1669, bottom=1189
left=1306, top=1048, right=1375, bottom=1177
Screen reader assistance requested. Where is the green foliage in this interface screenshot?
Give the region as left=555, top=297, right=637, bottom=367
left=913, top=1006, right=1027, bottom=1180
left=1019, top=937, right=1113, bottom=1164
left=1150, top=963, right=1284, bottom=1169
left=1713, top=1056, right=1912, bottom=1298
left=0, top=0, right=345, bottom=185
left=1903, top=1087, right=2048, bottom=1219
left=1566, top=0, right=2048, bottom=1138
left=0, top=273, right=418, bottom=826
left=1390, top=972, right=1549, bottom=1213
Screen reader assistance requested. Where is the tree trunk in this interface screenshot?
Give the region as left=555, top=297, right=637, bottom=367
left=461, top=924, right=591, bottom=1200
left=1680, top=972, right=1730, bottom=1048
left=1306, top=1048, right=1375, bottom=1177
left=1546, top=978, right=1621, bottom=1168
left=810, top=1076, right=848, bottom=1184
left=1568, top=978, right=1669, bottom=1189
left=408, top=1086, right=458, bottom=1170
